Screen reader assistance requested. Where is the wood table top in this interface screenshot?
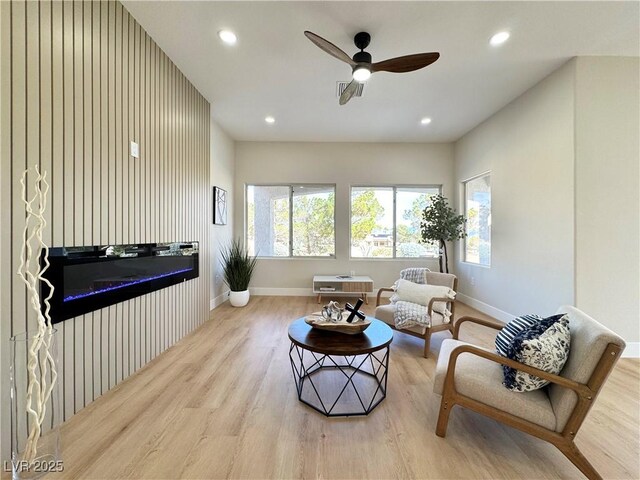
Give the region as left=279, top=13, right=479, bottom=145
left=288, top=317, right=393, bottom=355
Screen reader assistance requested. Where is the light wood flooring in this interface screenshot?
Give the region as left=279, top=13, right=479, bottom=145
left=50, top=296, right=639, bottom=479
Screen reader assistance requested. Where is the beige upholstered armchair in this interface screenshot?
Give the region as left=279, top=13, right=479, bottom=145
left=375, top=268, right=457, bottom=358
left=434, top=306, right=626, bottom=480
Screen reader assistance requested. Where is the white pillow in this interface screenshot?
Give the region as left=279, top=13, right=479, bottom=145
left=392, top=279, right=455, bottom=315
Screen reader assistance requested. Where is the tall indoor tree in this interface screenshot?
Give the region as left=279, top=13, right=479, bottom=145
left=420, top=194, right=466, bottom=273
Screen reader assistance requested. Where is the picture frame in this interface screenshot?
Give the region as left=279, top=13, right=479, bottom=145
left=213, top=186, right=227, bottom=225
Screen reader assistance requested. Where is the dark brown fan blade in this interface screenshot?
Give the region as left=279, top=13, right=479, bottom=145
left=371, top=52, right=440, bottom=73
left=304, top=31, right=356, bottom=67
left=339, top=80, right=359, bottom=105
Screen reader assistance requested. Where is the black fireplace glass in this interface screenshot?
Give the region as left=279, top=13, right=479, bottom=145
left=41, top=242, right=199, bottom=323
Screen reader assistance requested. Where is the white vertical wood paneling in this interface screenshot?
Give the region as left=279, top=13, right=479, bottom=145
left=62, top=0, right=76, bottom=420
left=38, top=0, right=53, bottom=431
left=72, top=0, right=85, bottom=412
left=1, top=0, right=14, bottom=458
left=0, top=0, right=11, bottom=330
left=0, top=0, right=211, bottom=462
left=81, top=0, right=93, bottom=406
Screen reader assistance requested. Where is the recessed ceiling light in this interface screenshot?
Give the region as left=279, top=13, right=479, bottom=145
left=489, top=31, right=510, bottom=46
left=218, top=30, right=237, bottom=45
left=265, top=116, right=275, bottom=124
left=420, top=117, right=432, bottom=125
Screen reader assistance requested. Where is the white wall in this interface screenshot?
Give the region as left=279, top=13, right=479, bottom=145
left=453, top=60, right=576, bottom=320
left=574, top=57, right=640, bottom=346
left=234, top=142, right=454, bottom=292
left=210, top=120, right=235, bottom=308
left=453, top=56, right=640, bottom=352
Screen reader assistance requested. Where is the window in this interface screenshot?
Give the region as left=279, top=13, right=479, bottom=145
left=464, top=173, right=491, bottom=266
left=350, top=186, right=440, bottom=258
left=246, top=185, right=290, bottom=257
left=246, top=185, right=335, bottom=257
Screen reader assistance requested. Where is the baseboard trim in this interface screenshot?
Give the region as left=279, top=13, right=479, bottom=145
left=456, top=293, right=514, bottom=324
left=248, top=287, right=393, bottom=299
left=622, top=342, right=640, bottom=358
left=210, top=291, right=230, bottom=310
left=249, top=287, right=313, bottom=296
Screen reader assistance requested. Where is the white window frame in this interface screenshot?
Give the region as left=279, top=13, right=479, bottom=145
left=245, top=183, right=337, bottom=259
left=349, top=184, right=442, bottom=260
left=462, top=172, right=491, bottom=267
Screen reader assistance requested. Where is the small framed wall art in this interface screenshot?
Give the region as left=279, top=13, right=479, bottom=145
left=213, top=186, right=227, bottom=225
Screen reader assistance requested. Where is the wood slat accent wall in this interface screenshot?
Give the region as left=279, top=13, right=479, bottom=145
left=0, top=0, right=211, bottom=461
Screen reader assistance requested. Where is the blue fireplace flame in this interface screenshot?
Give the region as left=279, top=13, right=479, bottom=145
left=63, top=267, right=194, bottom=302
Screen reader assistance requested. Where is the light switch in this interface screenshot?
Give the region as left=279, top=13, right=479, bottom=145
left=130, top=141, right=139, bottom=158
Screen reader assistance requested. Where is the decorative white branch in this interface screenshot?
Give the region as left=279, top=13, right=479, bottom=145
left=15, top=165, right=57, bottom=465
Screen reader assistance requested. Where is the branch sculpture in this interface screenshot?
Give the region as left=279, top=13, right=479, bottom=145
left=15, top=165, right=57, bottom=464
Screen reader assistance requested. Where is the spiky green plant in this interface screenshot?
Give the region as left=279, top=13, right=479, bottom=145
left=220, top=239, right=258, bottom=292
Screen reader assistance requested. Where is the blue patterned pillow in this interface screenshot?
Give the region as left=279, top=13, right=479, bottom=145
left=502, top=314, right=570, bottom=392
left=495, top=314, right=542, bottom=356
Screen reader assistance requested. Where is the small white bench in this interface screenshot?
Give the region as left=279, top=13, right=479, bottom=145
left=312, top=275, right=374, bottom=304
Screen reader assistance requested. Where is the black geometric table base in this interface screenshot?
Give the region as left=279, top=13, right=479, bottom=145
left=289, top=342, right=389, bottom=417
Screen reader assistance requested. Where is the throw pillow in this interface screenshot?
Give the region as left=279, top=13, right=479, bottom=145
left=503, top=314, right=570, bottom=392
left=495, top=314, right=542, bottom=356
left=394, top=300, right=430, bottom=329
left=391, top=279, right=455, bottom=316
left=400, top=268, right=429, bottom=284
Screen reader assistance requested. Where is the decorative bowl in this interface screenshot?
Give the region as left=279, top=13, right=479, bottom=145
left=304, top=313, right=371, bottom=335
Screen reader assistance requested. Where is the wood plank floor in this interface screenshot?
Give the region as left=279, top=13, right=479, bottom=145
left=50, top=296, right=640, bottom=479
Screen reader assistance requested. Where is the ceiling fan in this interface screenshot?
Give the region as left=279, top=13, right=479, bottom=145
left=304, top=31, right=440, bottom=105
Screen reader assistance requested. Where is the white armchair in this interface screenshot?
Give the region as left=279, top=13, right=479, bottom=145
left=433, top=306, right=626, bottom=480
left=374, top=268, right=457, bottom=358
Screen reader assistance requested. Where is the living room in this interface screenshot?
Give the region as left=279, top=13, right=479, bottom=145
left=1, top=1, right=638, bottom=479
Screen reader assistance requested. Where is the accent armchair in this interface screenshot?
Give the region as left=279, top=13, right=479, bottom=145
left=375, top=269, right=457, bottom=358
left=433, top=306, right=626, bottom=480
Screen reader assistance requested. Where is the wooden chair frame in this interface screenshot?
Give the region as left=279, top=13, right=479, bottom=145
left=376, top=277, right=458, bottom=358
left=436, top=316, right=623, bottom=480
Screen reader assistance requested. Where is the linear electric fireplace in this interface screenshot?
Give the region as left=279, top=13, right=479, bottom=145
left=41, top=242, right=199, bottom=323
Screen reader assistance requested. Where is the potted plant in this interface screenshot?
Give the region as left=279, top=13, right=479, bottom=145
left=221, top=239, right=258, bottom=307
left=420, top=194, right=466, bottom=273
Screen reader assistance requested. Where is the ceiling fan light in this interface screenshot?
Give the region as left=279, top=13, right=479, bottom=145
left=352, top=67, right=371, bottom=82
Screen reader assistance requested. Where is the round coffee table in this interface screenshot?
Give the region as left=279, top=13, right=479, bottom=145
left=288, top=317, right=393, bottom=416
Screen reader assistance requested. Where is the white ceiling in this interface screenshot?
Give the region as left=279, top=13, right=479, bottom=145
left=123, top=1, right=639, bottom=143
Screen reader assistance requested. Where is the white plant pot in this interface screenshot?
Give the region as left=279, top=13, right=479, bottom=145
left=229, top=289, right=250, bottom=307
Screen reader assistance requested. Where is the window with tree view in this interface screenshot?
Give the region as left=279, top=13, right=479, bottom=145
left=246, top=185, right=335, bottom=257
left=350, top=186, right=440, bottom=258
left=464, top=174, right=491, bottom=266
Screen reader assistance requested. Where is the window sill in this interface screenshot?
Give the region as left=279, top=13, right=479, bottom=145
left=460, top=261, right=491, bottom=269
left=349, top=257, right=440, bottom=262
left=255, top=256, right=337, bottom=260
